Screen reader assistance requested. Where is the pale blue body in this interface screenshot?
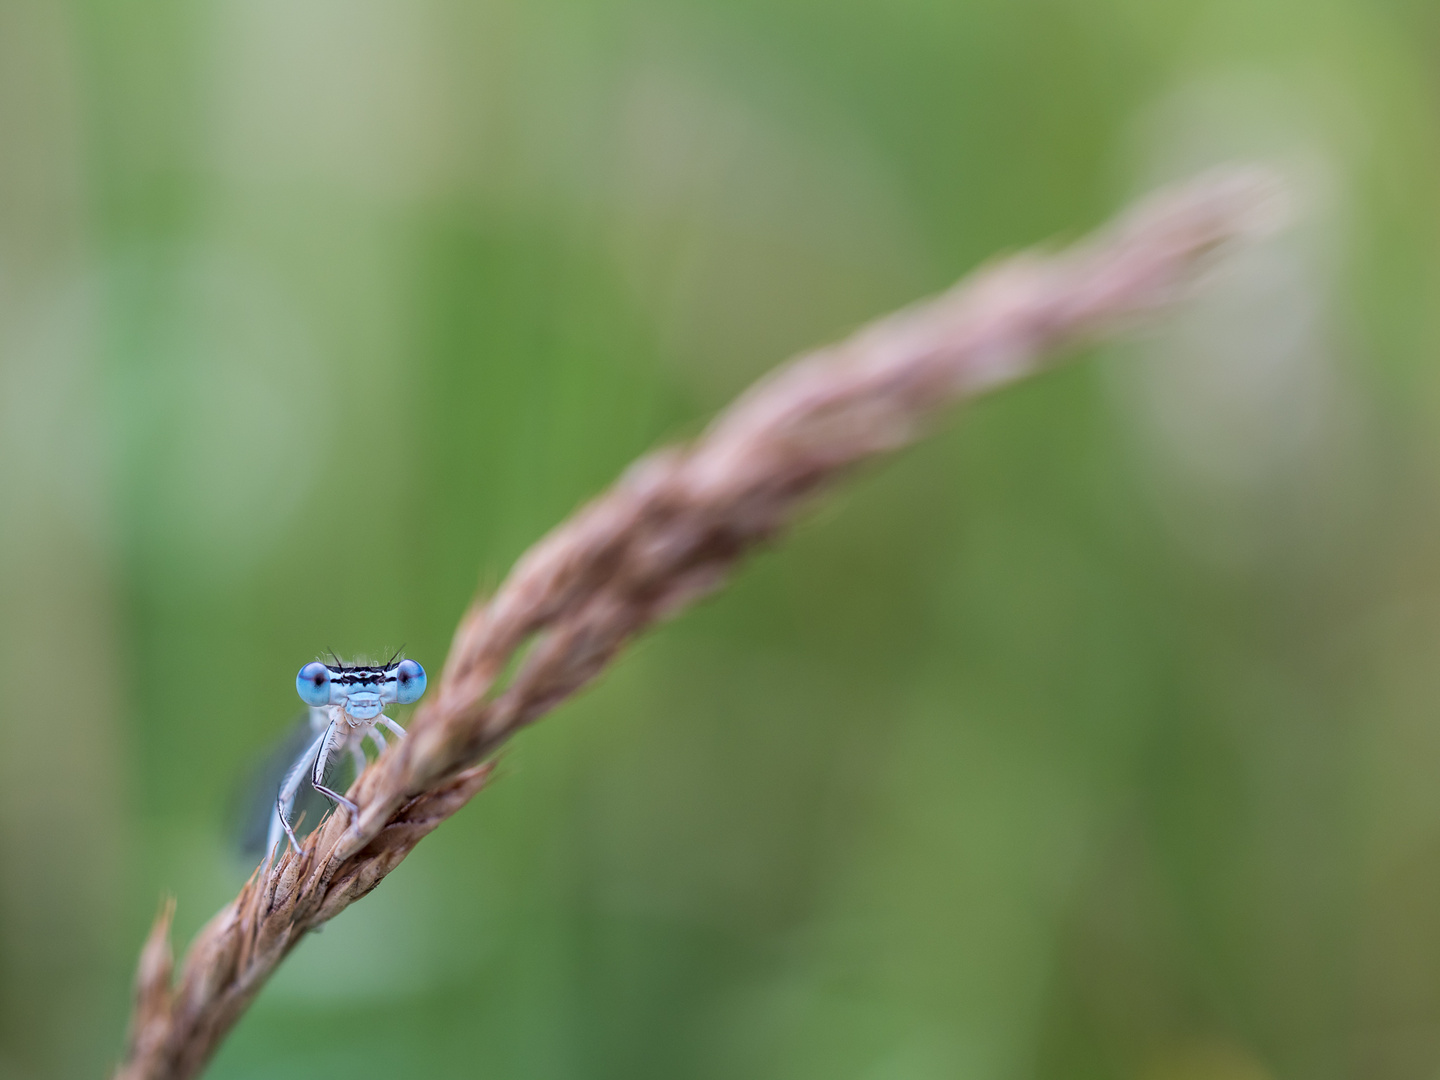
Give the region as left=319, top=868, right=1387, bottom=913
left=267, top=658, right=427, bottom=860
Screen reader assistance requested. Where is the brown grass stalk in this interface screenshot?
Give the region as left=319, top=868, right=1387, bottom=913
left=114, top=166, right=1284, bottom=1079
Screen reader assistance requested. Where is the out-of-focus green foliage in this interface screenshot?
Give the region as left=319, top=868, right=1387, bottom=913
left=2, top=0, right=1440, bottom=1077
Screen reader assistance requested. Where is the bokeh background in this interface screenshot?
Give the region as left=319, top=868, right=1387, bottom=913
left=3, top=0, right=1440, bottom=1077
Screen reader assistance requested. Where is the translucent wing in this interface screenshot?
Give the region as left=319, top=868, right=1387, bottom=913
left=232, top=711, right=358, bottom=860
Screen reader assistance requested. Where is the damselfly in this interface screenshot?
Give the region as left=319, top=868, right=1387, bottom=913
left=264, top=655, right=427, bottom=862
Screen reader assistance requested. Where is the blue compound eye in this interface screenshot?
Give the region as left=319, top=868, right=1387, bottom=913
left=394, top=658, right=426, bottom=704
left=296, top=662, right=332, bottom=706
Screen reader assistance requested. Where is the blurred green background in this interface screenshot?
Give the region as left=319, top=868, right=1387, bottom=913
left=2, top=0, right=1440, bottom=1077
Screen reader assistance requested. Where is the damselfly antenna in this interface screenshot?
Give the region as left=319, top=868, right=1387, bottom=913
left=266, top=655, right=428, bottom=862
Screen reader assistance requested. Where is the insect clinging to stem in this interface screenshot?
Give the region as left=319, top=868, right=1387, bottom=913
left=265, top=654, right=427, bottom=862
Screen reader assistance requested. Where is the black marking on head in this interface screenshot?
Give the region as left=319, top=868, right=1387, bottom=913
left=317, top=653, right=407, bottom=688
left=329, top=665, right=401, bottom=686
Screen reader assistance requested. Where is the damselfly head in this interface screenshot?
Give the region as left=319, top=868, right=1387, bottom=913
left=295, top=657, right=428, bottom=719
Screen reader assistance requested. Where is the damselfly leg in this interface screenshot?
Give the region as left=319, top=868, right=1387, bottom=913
left=270, top=724, right=327, bottom=859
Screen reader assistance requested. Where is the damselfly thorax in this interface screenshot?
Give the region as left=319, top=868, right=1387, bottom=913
left=265, top=656, right=427, bottom=862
